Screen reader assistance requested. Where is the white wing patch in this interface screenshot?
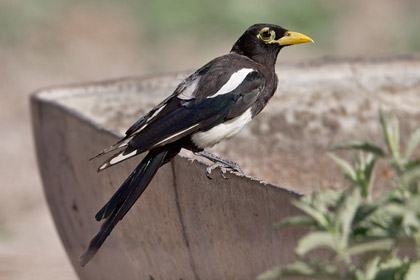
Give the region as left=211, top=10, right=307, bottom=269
left=177, top=77, right=200, bottom=100
left=114, top=136, right=134, bottom=150
left=191, top=108, right=253, bottom=148
left=153, top=124, right=200, bottom=146
left=148, top=104, right=166, bottom=121
left=89, top=136, right=134, bottom=161
left=109, top=150, right=138, bottom=165
left=98, top=123, right=200, bottom=171
left=98, top=149, right=139, bottom=171
left=209, top=68, right=255, bottom=98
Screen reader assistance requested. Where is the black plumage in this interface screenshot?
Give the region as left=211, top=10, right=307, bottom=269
left=80, top=23, right=313, bottom=266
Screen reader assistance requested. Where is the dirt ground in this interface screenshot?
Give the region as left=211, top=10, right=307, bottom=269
left=0, top=1, right=418, bottom=279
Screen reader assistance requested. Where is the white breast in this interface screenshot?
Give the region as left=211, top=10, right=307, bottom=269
left=191, top=108, right=253, bottom=148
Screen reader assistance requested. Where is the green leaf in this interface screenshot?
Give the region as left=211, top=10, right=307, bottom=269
left=256, top=262, right=316, bottom=280
left=327, top=153, right=357, bottom=182
left=404, top=160, right=420, bottom=172
left=366, top=160, right=376, bottom=199
left=347, top=238, right=394, bottom=256
left=379, top=112, right=400, bottom=160
left=400, top=166, right=420, bottom=188
left=405, top=194, right=420, bottom=212
left=334, top=186, right=361, bottom=247
left=406, top=260, right=420, bottom=280
left=361, top=155, right=377, bottom=199
left=309, top=189, right=340, bottom=208
left=383, top=188, right=405, bottom=204
left=351, top=227, right=369, bottom=238
left=364, top=256, right=381, bottom=280
left=405, top=127, right=420, bottom=160
left=328, top=140, right=385, bottom=157
left=257, top=260, right=339, bottom=280
left=274, top=215, right=317, bottom=229
left=375, top=257, right=410, bottom=280
left=353, top=204, right=379, bottom=225
left=296, top=231, right=336, bottom=256
left=291, top=200, right=330, bottom=229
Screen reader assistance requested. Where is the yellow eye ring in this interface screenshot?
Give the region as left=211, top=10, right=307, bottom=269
left=257, top=27, right=276, bottom=43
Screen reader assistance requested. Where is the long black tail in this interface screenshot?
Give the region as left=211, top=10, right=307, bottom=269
left=79, top=145, right=179, bottom=266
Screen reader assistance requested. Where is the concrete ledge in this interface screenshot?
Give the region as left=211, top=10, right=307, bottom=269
left=31, top=54, right=420, bottom=279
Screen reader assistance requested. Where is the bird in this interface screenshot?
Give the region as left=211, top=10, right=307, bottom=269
left=79, top=23, right=313, bottom=266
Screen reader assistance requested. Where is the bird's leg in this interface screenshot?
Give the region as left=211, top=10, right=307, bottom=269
left=195, top=151, right=244, bottom=179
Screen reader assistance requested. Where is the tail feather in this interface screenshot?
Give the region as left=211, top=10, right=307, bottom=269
left=97, top=148, right=143, bottom=172
left=95, top=155, right=147, bottom=221
left=79, top=147, right=170, bottom=267
left=89, top=136, right=133, bottom=161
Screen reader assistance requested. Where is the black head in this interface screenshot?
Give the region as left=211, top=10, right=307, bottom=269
left=231, top=23, right=313, bottom=66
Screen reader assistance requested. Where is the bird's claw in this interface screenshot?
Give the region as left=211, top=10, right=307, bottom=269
left=195, top=151, right=243, bottom=179
left=229, top=161, right=244, bottom=175
left=205, top=161, right=244, bottom=179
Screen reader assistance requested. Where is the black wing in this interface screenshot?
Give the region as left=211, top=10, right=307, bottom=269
left=97, top=55, right=265, bottom=171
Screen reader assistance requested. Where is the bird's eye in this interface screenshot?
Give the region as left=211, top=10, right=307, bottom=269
left=262, top=31, right=271, bottom=38
left=257, top=28, right=275, bottom=43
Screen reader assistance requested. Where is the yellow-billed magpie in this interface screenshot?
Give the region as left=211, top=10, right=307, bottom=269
left=80, top=23, right=313, bottom=266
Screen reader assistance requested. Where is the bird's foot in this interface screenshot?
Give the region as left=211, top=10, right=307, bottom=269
left=195, top=151, right=244, bottom=179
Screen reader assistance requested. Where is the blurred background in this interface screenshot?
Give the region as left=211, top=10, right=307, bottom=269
left=0, top=0, right=419, bottom=279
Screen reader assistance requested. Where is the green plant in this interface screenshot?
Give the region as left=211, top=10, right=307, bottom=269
left=258, top=113, right=420, bottom=280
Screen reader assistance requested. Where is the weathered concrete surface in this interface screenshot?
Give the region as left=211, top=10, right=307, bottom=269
left=31, top=54, right=420, bottom=279
left=31, top=82, right=301, bottom=279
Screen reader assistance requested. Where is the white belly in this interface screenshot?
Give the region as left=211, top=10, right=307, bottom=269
left=191, top=108, right=253, bottom=148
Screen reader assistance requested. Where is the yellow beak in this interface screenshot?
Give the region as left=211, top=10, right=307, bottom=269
left=276, top=31, right=314, bottom=46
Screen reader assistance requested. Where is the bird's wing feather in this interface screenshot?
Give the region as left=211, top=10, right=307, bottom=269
left=97, top=56, right=265, bottom=171
left=90, top=92, right=180, bottom=160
